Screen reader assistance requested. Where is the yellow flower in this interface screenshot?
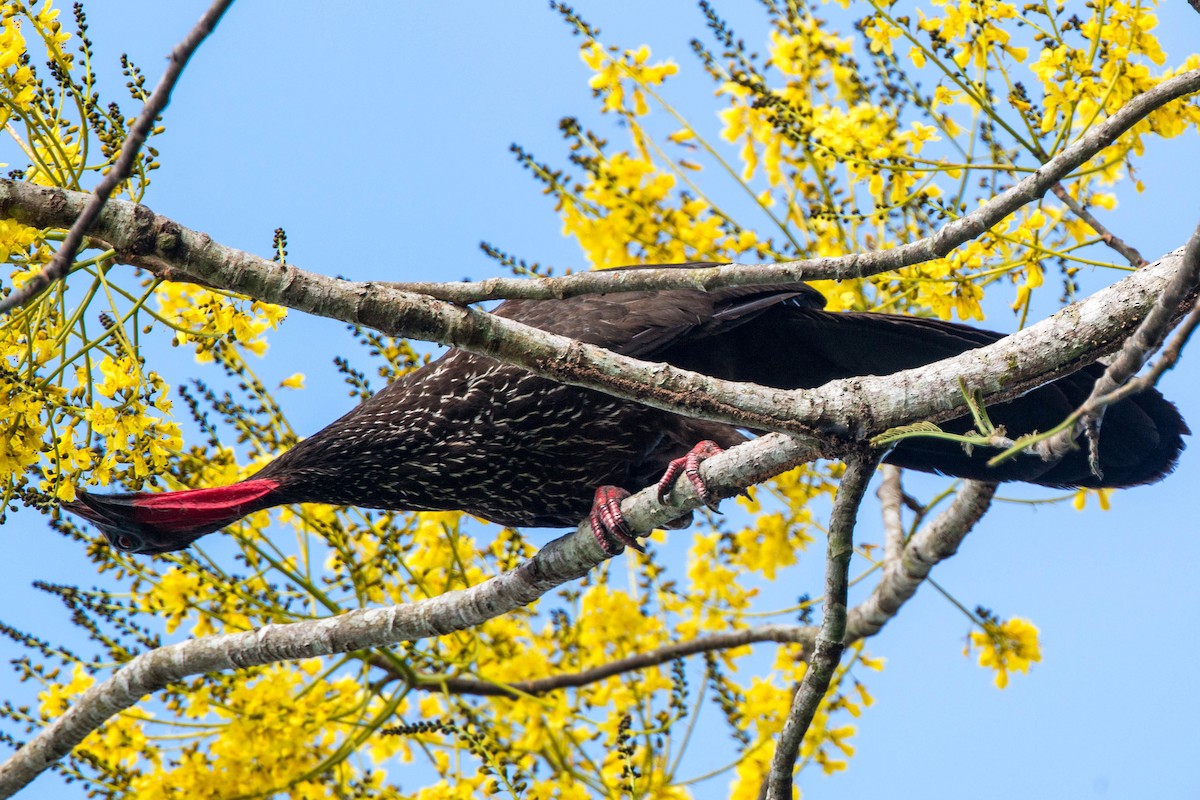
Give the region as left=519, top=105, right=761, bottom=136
left=0, top=218, right=38, bottom=262
left=38, top=663, right=95, bottom=717
left=94, top=355, right=141, bottom=399
left=863, top=17, right=901, bottom=56
left=1073, top=487, right=1112, bottom=511
left=969, top=617, right=1042, bottom=689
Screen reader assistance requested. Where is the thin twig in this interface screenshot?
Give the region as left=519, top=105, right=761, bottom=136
left=765, top=451, right=880, bottom=800
left=372, top=624, right=815, bottom=697
left=371, top=69, right=1196, bottom=303
left=1050, top=182, right=1148, bottom=267
left=0, top=0, right=234, bottom=315
left=1089, top=301, right=1200, bottom=409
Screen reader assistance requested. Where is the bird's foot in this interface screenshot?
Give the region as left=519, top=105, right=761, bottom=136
left=656, top=440, right=725, bottom=511
left=589, top=485, right=644, bottom=556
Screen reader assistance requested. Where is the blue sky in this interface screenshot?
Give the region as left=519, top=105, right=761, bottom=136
left=2, top=2, right=1198, bottom=798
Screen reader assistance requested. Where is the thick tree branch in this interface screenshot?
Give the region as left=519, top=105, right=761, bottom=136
left=1033, top=220, right=1200, bottom=470
left=0, top=179, right=1193, bottom=459
left=0, top=432, right=822, bottom=797
left=766, top=452, right=879, bottom=800
left=0, top=0, right=233, bottom=314
left=2, top=72, right=1196, bottom=315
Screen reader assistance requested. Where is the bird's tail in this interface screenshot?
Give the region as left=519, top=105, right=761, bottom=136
left=62, top=478, right=281, bottom=555
left=812, top=312, right=1188, bottom=487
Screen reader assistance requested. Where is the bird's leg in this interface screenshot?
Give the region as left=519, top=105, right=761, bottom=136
left=656, top=440, right=725, bottom=510
left=589, top=486, right=645, bottom=556
left=590, top=439, right=725, bottom=556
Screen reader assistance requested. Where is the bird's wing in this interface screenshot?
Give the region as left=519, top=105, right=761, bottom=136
left=494, top=261, right=826, bottom=359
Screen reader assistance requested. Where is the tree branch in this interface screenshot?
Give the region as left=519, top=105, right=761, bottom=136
left=1050, top=183, right=1148, bottom=267
left=849, top=480, right=997, bottom=638
left=3, top=73, right=1198, bottom=439
left=0, top=178, right=1193, bottom=456
left=1031, top=220, right=1200, bottom=471
left=0, top=0, right=234, bottom=315
left=1101, top=299, right=1200, bottom=405
left=878, top=465, right=904, bottom=567
left=2, top=72, right=1195, bottom=316
left=0, top=523, right=605, bottom=796
left=314, top=71, right=1197, bottom=302
left=0, top=430, right=824, bottom=797
left=368, top=477, right=991, bottom=711
left=389, top=624, right=815, bottom=698
left=766, top=452, right=879, bottom=800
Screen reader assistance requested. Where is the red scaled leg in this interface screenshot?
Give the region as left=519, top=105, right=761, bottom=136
left=589, top=485, right=645, bottom=556
left=656, top=440, right=725, bottom=510
left=590, top=440, right=725, bottom=557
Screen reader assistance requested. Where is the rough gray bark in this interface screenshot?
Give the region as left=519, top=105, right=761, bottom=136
left=766, top=454, right=878, bottom=800
left=0, top=177, right=1192, bottom=450
left=1034, top=222, right=1200, bottom=470
left=0, top=0, right=234, bottom=314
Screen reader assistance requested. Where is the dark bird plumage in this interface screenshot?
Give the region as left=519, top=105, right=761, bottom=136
left=65, top=265, right=1188, bottom=555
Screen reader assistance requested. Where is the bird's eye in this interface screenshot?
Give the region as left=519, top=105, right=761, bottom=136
left=116, top=535, right=135, bottom=551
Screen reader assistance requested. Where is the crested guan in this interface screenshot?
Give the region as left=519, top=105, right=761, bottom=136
left=64, top=265, right=1188, bottom=555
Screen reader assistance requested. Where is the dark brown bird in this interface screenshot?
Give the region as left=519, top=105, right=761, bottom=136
left=65, top=265, right=1187, bottom=555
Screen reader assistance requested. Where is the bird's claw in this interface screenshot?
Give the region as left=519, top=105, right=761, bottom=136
left=589, top=485, right=644, bottom=556
left=656, top=440, right=725, bottom=511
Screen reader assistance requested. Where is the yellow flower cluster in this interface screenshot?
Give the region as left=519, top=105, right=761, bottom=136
left=918, top=0, right=1027, bottom=70
left=0, top=0, right=231, bottom=508
left=1030, top=2, right=1179, bottom=143
left=559, top=149, right=762, bottom=269
left=0, top=217, right=37, bottom=262
left=125, top=662, right=366, bottom=798
left=1, top=311, right=181, bottom=503
left=37, top=663, right=94, bottom=718
left=969, top=617, right=1042, bottom=689
left=0, top=369, right=48, bottom=479
left=581, top=41, right=678, bottom=116
left=0, top=11, right=36, bottom=122
left=728, top=643, right=882, bottom=798
left=156, top=282, right=288, bottom=360
left=79, top=360, right=182, bottom=490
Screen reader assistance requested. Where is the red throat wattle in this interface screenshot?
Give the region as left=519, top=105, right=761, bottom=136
left=64, top=478, right=282, bottom=555
left=128, top=478, right=281, bottom=527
